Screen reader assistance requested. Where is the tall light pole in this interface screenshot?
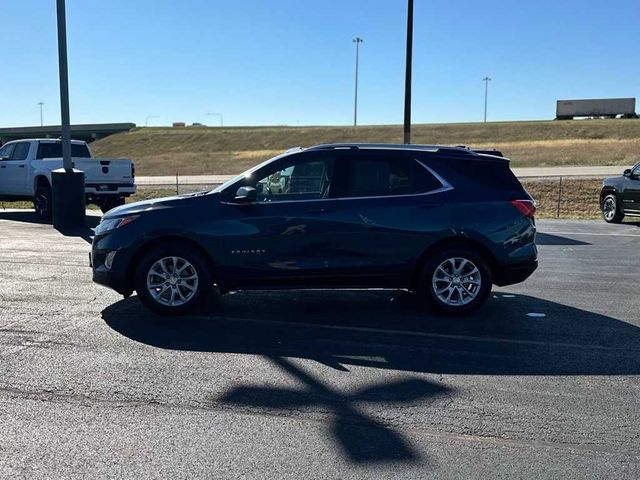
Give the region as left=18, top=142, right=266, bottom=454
left=38, top=102, right=44, bottom=127
left=145, top=115, right=159, bottom=127
left=206, top=112, right=224, bottom=127
left=52, top=0, right=85, bottom=228
left=403, top=0, right=414, bottom=144
left=483, top=76, right=491, bottom=123
left=353, top=37, right=363, bottom=127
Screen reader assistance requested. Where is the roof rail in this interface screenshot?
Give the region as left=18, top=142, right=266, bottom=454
left=305, top=143, right=477, bottom=154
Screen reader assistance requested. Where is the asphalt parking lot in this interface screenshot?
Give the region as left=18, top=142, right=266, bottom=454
left=0, top=210, right=639, bottom=479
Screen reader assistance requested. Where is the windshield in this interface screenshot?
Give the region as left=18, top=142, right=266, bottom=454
left=211, top=151, right=295, bottom=193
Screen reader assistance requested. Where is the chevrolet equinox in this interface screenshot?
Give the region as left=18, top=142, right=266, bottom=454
left=91, top=144, right=538, bottom=315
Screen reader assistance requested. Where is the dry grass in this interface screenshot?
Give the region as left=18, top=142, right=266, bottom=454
left=523, top=178, right=602, bottom=219
left=91, top=119, right=640, bottom=176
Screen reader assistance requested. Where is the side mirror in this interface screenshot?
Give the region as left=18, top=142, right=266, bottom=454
left=624, top=169, right=632, bottom=177
left=234, top=186, right=257, bottom=203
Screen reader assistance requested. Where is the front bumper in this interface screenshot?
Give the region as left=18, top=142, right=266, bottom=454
left=90, top=245, right=133, bottom=296
left=493, top=260, right=538, bottom=287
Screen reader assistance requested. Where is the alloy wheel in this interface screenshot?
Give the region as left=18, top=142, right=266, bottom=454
left=603, top=197, right=616, bottom=221
left=431, top=257, right=482, bottom=306
left=146, top=256, right=199, bottom=307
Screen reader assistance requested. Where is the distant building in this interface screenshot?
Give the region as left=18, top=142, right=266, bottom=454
left=172, top=122, right=186, bottom=128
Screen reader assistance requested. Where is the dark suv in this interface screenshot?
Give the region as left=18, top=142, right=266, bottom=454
left=91, top=144, right=537, bottom=315
left=600, top=163, right=640, bottom=223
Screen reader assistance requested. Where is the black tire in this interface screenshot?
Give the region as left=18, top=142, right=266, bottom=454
left=134, top=242, right=213, bottom=316
left=34, top=184, right=52, bottom=220
left=419, top=248, right=493, bottom=315
left=601, top=194, right=624, bottom=224
left=100, top=197, right=125, bottom=214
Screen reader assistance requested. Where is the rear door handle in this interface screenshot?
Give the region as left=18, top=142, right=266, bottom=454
left=0, top=165, right=5, bottom=169
left=18, top=165, right=25, bottom=168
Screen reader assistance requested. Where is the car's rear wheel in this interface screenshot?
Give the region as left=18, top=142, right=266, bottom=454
left=602, top=194, right=624, bottom=223
left=134, top=242, right=213, bottom=315
left=419, top=248, right=492, bottom=315
left=34, top=184, right=52, bottom=220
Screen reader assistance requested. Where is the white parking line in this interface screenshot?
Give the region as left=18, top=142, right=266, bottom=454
left=539, top=231, right=640, bottom=237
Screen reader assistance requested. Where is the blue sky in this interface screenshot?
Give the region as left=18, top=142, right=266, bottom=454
left=1, top=0, right=638, bottom=127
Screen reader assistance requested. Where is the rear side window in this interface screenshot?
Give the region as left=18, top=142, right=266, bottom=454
left=36, top=142, right=91, bottom=159
left=345, top=156, right=443, bottom=198
left=11, top=142, right=30, bottom=160
left=432, top=157, right=524, bottom=195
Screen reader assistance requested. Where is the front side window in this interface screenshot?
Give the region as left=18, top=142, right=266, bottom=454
left=252, top=156, right=334, bottom=203
left=11, top=142, right=30, bottom=161
left=0, top=143, right=15, bottom=160
left=345, top=156, right=442, bottom=198
left=632, top=164, right=640, bottom=178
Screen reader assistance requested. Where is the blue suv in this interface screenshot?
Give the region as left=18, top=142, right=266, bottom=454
left=91, top=144, right=537, bottom=315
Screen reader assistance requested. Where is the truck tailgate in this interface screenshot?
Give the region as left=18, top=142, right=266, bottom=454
left=74, top=158, right=134, bottom=185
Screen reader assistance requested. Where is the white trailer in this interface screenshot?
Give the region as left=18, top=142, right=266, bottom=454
left=556, top=98, right=637, bottom=120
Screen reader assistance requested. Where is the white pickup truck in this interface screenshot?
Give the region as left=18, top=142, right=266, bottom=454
left=0, top=138, right=136, bottom=218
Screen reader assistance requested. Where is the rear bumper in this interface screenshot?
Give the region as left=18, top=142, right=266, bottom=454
left=85, top=184, right=136, bottom=196
left=493, top=260, right=538, bottom=287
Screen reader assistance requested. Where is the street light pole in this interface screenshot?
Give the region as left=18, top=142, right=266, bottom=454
left=56, top=0, right=72, bottom=171
left=145, top=115, right=160, bottom=127
left=353, top=37, right=363, bottom=127
left=403, top=0, right=414, bottom=144
left=38, top=102, right=44, bottom=127
left=206, top=112, right=224, bottom=127
left=483, top=76, right=491, bottom=123
left=52, top=0, right=85, bottom=228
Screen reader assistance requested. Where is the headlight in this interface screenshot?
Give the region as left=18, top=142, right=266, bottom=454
left=95, top=215, right=139, bottom=235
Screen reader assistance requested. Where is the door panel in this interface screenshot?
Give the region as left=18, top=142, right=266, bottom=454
left=326, top=150, right=451, bottom=285
left=328, top=196, right=449, bottom=285
left=215, top=150, right=342, bottom=286
left=7, top=142, right=31, bottom=195
left=0, top=143, right=15, bottom=194
left=219, top=200, right=342, bottom=284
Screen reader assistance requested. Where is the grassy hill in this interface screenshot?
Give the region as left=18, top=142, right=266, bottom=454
left=91, top=119, right=640, bottom=176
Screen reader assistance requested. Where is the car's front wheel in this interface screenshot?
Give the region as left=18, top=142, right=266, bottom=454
left=602, top=194, right=624, bottom=223
left=134, top=243, right=213, bottom=315
left=419, top=248, right=492, bottom=315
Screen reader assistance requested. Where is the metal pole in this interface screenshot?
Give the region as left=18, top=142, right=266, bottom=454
left=403, top=0, right=414, bottom=144
left=483, top=76, right=491, bottom=123
left=206, top=113, right=224, bottom=127
left=353, top=37, right=363, bottom=127
left=56, top=0, right=72, bottom=171
left=38, top=102, right=44, bottom=127
left=556, top=176, right=563, bottom=218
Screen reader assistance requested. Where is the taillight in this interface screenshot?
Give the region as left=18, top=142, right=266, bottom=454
left=511, top=199, right=536, bottom=218
left=131, top=164, right=136, bottom=179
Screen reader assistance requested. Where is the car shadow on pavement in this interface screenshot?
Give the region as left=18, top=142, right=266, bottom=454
left=535, top=232, right=590, bottom=246
left=102, top=290, right=640, bottom=377
left=102, top=290, right=640, bottom=464
left=0, top=210, right=98, bottom=244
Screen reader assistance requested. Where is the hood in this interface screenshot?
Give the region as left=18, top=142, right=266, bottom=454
left=105, top=191, right=215, bottom=218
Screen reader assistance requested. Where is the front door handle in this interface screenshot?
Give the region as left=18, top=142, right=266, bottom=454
left=18, top=165, right=25, bottom=168
left=0, top=165, right=5, bottom=169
